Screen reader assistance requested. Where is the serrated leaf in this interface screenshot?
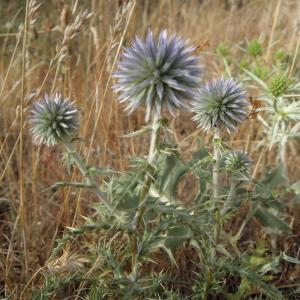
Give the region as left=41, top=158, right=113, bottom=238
left=158, top=153, right=182, bottom=193
left=166, top=164, right=192, bottom=200
left=122, top=126, right=151, bottom=138
left=258, top=255, right=280, bottom=274
left=116, top=195, right=139, bottom=210
left=160, top=245, right=178, bottom=267
left=243, top=67, right=269, bottom=90
left=282, top=253, right=300, bottom=264
left=290, top=181, right=300, bottom=195
left=261, top=163, right=288, bottom=189
left=87, top=166, right=120, bottom=175
left=254, top=207, right=291, bottom=233
left=164, top=225, right=192, bottom=249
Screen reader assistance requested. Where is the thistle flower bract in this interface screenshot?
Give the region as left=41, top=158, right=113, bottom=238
left=114, top=30, right=202, bottom=121
left=192, top=77, right=249, bottom=132
left=223, top=150, right=251, bottom=179
left=29, top=94, right=79, bottom=146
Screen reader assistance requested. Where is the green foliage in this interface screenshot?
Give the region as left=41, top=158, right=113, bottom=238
left=268, top=73, right=291, bottom=97
left=216, top=42, right=230, bottom=57
left=274, top=49, right=289, bottom=64
left=32, top=34, right=300, bottom=300
left=38, top=136, right=300, bottom=298
left=251, top=64, right=270, bottom=80
left=32, top=273, right=80, bottom=300
left=247, top=39, right=263, bottom=57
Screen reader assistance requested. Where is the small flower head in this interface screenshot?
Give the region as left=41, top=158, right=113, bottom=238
left=223, top=150, right=251, bottom=180
left=192, top=77, right=249, bottom=132
left=216, top=42, right=230, bottom=57
left=247, top=39, right=263, bottom=57
left=114, top=30, right=202, bottom=121
left=269, top=73, right=290, bottom=97
left=29, top=94, right=79, bottom=146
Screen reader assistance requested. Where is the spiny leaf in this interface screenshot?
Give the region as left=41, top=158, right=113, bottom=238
left=254, top=207, right=291, bottom=233
left=261, top=163, right=288, bottom=189
left=122, top=126, right=152, bottom=138
left=164, top=225, right=192, bottom=249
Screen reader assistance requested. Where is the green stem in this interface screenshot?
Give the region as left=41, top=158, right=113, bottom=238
left=130, top=110, right=161, bottom=280
left=62, top=141, right=113, bottom=212
left=207, top=127, right=222, bottom=291
left=148, top=112, right=161, bottom=165
left=221, top=181, right=237, bottom=216
left=280, top=141, right=288, bottom=179
left=212, top=127, right=221, bottom=205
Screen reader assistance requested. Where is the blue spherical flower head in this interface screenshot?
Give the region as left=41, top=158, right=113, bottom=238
left=192, top=77, right=249, bottom=132
left=114, top=30, right=202, bottom=121
left=29, top=94, right=79, bottom=146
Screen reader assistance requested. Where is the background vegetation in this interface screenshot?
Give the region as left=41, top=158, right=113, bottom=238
left=1, top=0, right=300, bottom=299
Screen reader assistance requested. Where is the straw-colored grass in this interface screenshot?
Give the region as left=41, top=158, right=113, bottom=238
left=1, top=0, right=300, bottom=298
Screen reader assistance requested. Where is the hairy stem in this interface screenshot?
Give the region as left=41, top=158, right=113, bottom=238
left=130, top=110, right=161, bottom=280
left=280, top=142, right=288, bottom=179
left=221, top=181, right=237, bottom=216
left=148, top=112, right=161, bottom=165
left=62, top=141, right=113, bottom=212
left=206, top=127, right=222, bottom=293
left=213, top=127, right=221, bottom=204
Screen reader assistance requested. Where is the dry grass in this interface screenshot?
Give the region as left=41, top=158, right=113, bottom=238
left=0, top=0, right=300, bottom=298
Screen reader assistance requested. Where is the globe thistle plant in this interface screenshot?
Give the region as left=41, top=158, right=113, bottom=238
left=192, top=77, right=249, bottom=132
left=114, top=30, right=202, bottom=121
left=29, top=94, right=113, bottom=211
left=113, top=30, right=202, bottom=276
left=29, top=94, right=79, bottom=146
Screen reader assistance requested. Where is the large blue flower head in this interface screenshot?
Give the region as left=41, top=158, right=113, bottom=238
left=114, top=30, right=202, bottom=121
left=192, top=77, right=249, bottom=132
left=29, top=94, right=79, bottom=146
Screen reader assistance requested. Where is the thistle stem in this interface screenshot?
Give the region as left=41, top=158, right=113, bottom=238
left=62, top=141, right=113, bottom=212
left=130, top=110, right=161, bottom=281
left=212, top=127, right=221, bottom=205
left=207, top=127, right=222, bottom=289
left=280, top=142, right=288, bottom=179
left=221, top=181, right=237, bottom=216
left=148, top=112, right=161, bottom=165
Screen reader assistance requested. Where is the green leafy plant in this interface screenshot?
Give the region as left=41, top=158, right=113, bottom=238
left=28, top=31, right=300, bottom=300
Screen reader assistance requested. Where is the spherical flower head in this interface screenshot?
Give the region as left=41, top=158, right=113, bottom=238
left=268, top=73, right=290, bottom=97
left=192, top=77, right=249, bottom=132
left=247, top=39, right=263, bottom=57
left=114, top=30, right=202, bottom=121
left=29, top=94, right=79, bottom=146
left=223, top=150, right=251, bottom=180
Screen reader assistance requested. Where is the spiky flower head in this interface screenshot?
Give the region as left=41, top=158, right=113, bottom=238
left=216, top=42, right=230, bottom=57
left=29, top=94, right=79, bottom=146
left=269, top=73, right=290, bottom=97
left=192, top=77, right=249, bottom=132
left=223, top=150, right=251, bottom=180
left=247, top=39, right=263, bottom=57
left=114, top=30, right=202, bottom=121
